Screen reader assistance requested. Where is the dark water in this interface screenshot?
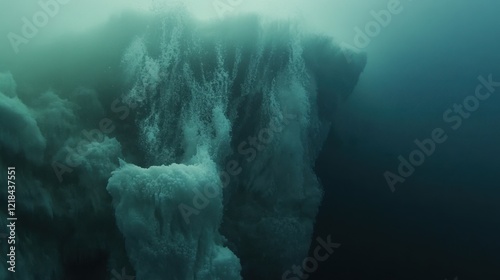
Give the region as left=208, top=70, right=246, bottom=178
left=312, top=2, right=500, bottom=279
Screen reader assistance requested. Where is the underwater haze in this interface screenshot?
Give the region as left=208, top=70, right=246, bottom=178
left=0, top=0, right=499, bottom=279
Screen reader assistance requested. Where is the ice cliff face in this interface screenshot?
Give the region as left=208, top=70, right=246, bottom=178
left=0, top=10, right=365, bottom=280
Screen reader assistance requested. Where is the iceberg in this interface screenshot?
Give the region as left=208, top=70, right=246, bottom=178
left=0, top=9, right=365, bottom=280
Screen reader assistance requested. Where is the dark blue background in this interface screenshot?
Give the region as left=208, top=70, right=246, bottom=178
left=311, top=2, right=500, bottom=279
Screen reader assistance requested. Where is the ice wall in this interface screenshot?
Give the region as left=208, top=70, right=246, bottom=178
left=108, top=11, right=366, bottom=279
left=0, top=9, right=365, bottom=280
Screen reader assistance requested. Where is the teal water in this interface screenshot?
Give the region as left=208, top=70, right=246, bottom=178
left=0, top=1, right=499, bottom=280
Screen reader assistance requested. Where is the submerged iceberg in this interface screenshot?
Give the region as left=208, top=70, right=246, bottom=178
left=0, top=9, right=365, bottom=280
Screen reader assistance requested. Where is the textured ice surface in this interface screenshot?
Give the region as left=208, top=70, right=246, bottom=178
left=108, top=150, right=241, bottom=279
left=0, top=9, right=365, bottom=280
